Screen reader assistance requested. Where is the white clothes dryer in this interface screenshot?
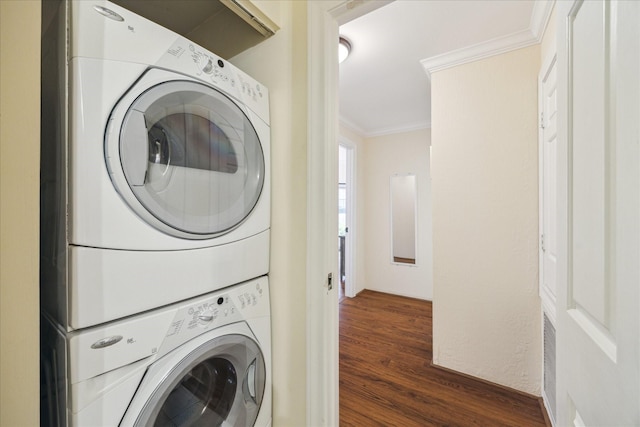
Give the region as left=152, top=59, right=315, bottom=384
left=41, top=277, right=272, bottom=427
left=41, top=0, right=270, bottom=330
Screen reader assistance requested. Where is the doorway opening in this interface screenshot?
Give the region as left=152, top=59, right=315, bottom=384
left=338, top=140, right=356, bottom=301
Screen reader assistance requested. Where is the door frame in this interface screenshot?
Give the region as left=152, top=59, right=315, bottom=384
left=306, top=1, right=393, bottom=425
left=339, top=137, right=357, bottom=298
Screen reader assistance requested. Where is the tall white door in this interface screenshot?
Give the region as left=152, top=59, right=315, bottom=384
left=540, top=52, right=558, bottom=320
left=539, top=50, right=559, bottom=424
left=556, top=0, right=639, bottom=425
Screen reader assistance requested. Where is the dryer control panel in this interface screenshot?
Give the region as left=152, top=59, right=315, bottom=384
left=156, top=276, right=269, bottom=357
left=156, top=38, right=270, bottom=125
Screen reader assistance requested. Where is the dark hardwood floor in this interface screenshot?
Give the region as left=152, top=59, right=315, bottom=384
left=339, top=290, right=548, bottom=427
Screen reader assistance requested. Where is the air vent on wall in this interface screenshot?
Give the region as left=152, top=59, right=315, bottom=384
left=110, top=0, right=279, bottom=59
left=543, top=312, right=557, bottom=425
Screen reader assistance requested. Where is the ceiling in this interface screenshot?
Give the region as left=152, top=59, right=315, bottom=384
left=338, top=0, right=548, bottom=137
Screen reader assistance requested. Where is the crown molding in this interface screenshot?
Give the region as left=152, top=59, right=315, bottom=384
left=421, top=0, right=555, bottom=79
left=365, top=121, right=431, bottom=138
left=339, top=116, right=431, bottom=139
left=338, top=116, right=367, bottom=137
left=530, top=0, right=555, bottom=42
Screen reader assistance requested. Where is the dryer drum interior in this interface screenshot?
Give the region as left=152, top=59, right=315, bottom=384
left=115, top=79, right=265, bottom=237
left=132, top=334, right=266, bottom=427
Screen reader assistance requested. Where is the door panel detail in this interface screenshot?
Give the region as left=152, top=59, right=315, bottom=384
left=568, top=0, right=614, bottom=339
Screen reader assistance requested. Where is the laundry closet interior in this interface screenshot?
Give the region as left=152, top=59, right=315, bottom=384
left=39, top=1, right=276, bottom=425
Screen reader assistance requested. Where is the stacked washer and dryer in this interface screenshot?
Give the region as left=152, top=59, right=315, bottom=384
left=40, top=1, right=271, bottom=426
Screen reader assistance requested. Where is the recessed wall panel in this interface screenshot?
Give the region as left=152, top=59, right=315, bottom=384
left=569, top=0, right=612, bottom=331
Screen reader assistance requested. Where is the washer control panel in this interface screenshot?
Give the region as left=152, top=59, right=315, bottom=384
left=157, top=277, right=269, bottom=357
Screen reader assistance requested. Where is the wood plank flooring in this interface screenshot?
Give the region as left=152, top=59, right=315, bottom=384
left=339, top=290, right=548, bottom=427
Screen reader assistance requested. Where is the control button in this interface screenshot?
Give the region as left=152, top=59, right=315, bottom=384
left=217, top=59, right=224, bottom=68
left=91, top=335, right=123, bottom=349
left=217, top=297, right=224, bottom=305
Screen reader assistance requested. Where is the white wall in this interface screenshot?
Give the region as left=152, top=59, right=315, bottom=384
left=362, top=128, right=433, bottom=300
left=0, top=1, right=41, bottom=425
left=431, top=45, right=542, bottom=395
left=231, top=2, right=308, bottom=424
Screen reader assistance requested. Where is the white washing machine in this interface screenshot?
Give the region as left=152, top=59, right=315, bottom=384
left=41, top=277, right=272, bottom=427
left=41, top=0, right=271, bottom=330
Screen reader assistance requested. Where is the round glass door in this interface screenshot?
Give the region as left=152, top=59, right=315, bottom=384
left=118, top=80, right=264, bottom=237
left=135, top=334, right=266, bottom=427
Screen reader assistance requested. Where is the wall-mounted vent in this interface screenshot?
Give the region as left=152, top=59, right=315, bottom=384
left=543, top=312, right=557, bottom=425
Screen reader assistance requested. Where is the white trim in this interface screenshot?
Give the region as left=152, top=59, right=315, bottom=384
left=421, top=0, right=556, bottom=78
left=339, top=138, right=357, bottom=298
left=338, top=116, right=367, bottom=137
left=339, top=116, right=431, bottom=138
left=530, top=0, right=555, bottom=42
left=421, top=29, right=537, bottom=78
left=307, top=2, right=341, bottom=426
left=365, top=121, right=431, bottom=138
left=307, top=1, right=393, bottom=425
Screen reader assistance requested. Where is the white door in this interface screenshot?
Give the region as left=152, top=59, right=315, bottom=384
left=556, top=0, right=639, bottom=425
left=540, top=52, right=558, bottom=320
left=539, top=49, right=558, bottom=423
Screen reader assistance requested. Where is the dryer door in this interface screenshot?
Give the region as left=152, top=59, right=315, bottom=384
left=131, top=334, right=266, bottom=427
left=115, top=80, right=264, bottom=238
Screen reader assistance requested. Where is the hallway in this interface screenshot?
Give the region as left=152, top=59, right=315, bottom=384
left=339, top=291, right=548, bottom=426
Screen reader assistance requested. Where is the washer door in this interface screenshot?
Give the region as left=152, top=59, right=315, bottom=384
left=114, top=79, right=264, bottom=238
left=133, top=334, right=266, bottom=427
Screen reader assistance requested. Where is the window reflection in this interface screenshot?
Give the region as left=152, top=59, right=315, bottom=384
left=148, top=113, right=238, bottom=174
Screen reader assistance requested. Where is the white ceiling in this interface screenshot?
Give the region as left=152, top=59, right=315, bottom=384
left=338, top=0, right=546, bottom=137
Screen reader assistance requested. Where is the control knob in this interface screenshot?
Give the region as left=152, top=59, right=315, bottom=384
left=201, top=58, right=213, bottom=74
left=197, top=308, right=215, bottom=325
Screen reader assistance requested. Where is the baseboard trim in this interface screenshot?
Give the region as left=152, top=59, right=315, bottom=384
left=538, top=397, right=553, bottom=427
left=360, top=288, right=432, bottom=302
left=429, top=361, right=540, bottom=401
